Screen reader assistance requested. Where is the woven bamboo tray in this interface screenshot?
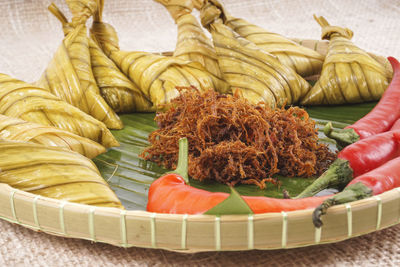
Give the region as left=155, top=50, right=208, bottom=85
left=0, top=37, right=398, bottom=252
left=1, top=0, right=398, bottom=249
left=1, top=170, right=400, bottom=253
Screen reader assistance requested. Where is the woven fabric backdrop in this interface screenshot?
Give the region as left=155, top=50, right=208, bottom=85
left=1, top=0, right=400, bottom=265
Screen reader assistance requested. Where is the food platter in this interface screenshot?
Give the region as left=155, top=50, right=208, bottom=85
left=1, top=0, right=400, bottom=254
left=1, top=100, right=400, bottom=252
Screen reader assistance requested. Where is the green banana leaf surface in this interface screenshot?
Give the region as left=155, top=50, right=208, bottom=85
left=94, top=102, right=376, bottom=210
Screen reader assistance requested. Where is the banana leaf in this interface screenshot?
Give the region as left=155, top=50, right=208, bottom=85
left=94, top=102, right=374, bottom=210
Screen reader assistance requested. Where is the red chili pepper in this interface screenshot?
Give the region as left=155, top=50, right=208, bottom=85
left=146, top=138, right=330, bottom=214
left=296, top=130, right=400, bottom=198
left=147, top=173, right=330, bottom=214
left=347, top=154, right=400, bottom=195
left=338, top=131, right=400, bottom=177
left=390, top=118, right=400, bottom=131
left=313, top=149, right=400, bottom=227
left=325, top=57, right=400, bottom=147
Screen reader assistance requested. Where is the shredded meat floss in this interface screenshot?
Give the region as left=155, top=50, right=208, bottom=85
left=140, top=87, right=337, bottom=189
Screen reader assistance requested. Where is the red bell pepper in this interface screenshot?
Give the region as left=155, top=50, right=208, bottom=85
left=147, top=138, right=331, bottom=214
left=325, top=57, right=400, bottom=147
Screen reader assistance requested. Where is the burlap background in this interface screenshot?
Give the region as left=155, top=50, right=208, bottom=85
left=1, top=0, right=400, bottom=265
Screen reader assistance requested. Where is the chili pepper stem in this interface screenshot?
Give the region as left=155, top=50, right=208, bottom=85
left=173, top=137, right=190, bottom=184
left=282, top=189, right=291, bottom=199
left=312, top=182, right=373, bottom=227
left=294, top=158, right=353, bottom=199
left=324, top=122, right=360, bottom=149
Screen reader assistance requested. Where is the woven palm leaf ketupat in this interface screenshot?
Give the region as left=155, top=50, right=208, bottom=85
left=0, top=140, right=123, bottom=209
left=0, top=73, right=119, bottom=148
left=199, top=1, right=311, bottom=107
left=52, top=3, right=154, bottom=113
left=0, top=114, right=105, bottom=159
left=154, top=0, right=225, bottom=80
left=36, top=4, right=123, bottom=129
left=300, top=16, right=390, bottom=105
left=65, top=0, right=98, bottom=25
left=90, top=0, right=230, bottom=109
left=227, top=18, right=324, bottom=77
left=89, top=39, right=155, bottom=113
left=290, top=38, right=394, bottom=81
left=195, top=0, right=324, bottom=77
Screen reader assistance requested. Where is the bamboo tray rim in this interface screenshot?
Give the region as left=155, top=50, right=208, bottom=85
left=1, top=181, right=400, bottom=253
